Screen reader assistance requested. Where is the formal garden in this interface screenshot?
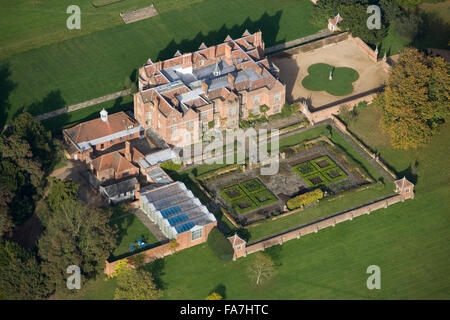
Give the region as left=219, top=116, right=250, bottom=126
left=159, top=123, right=394, bottom=230
left=220, top=178, right=278, bottom=215
left=292, top=155, right=348, bottom=187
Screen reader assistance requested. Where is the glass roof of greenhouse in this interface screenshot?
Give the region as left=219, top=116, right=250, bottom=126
left=140, top=181, right=216, bottom=235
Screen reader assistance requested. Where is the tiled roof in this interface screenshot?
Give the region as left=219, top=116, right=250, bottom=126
left=91, top=151, right=137, bottom=173
left=64, top=111, right=138, bottom=144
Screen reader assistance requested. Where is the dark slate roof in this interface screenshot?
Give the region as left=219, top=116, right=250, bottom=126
left=102, top=177, right=138, bottom=198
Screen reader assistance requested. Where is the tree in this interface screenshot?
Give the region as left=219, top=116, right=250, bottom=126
left=46, top=177, right=79, bottom=212
left=168, top=239, right=180, bottom=253
left=247, top=252, right=276, bottom=286
left=375, top=48, right=450, bottom=149
left=38, top=199, right=117, bottom=288
left=205, top=292, right=223, bottom=300
left=339, top=2, right=388, bottom=46
left=0, top=206, right=12, bottom=237
left=0, top=239, right=50, bottom=299
left=114, top=268, right=162, bottom=300
left=312, top=0, right=388, bottom=45
left=395, top=0, right=422, bottom=8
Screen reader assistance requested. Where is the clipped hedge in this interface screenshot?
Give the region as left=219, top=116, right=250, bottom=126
left=287, top=189, right=324, bottom=210
left=207, top=228, right=234, bottom=261
left=196, top=164, right=241, bottom=183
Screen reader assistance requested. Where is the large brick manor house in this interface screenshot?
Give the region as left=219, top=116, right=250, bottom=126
left=134, top=30, right=286, bottom=146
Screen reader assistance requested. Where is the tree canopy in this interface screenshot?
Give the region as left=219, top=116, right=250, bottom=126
left=114, top=268, right=162, bottom=300
left=375, top=48, right=450, bottom=149
left=38, top=199, right=117, bottom=289
left=0, top=239, right=50, bottom=299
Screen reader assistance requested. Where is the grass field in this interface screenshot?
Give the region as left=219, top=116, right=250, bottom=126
left=70, top=104, right=449, bottom=299
left=1, top=0, right=320, bottom=125
left=301, top=63, right=359, bottom=96
left=0, top=0, right=205, bottom=59
left=41, top=95, right=134, bottom=131
left=109, top=214, right=159, bottom=260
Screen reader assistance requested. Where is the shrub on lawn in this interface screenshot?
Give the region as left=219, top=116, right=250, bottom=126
left=207, top=228, right=234, bottom=261
left=287, top=189, right=324, bottom=210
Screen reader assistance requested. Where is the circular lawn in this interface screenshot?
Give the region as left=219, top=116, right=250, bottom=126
left=301, top=63, right=359, bottom=96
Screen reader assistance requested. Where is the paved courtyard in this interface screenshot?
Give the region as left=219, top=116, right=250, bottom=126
left=269, top=38, right=389, bottom=108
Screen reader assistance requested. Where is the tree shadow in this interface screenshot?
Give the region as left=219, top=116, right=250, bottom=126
left=264, top=244, right=282, bottom=267
left=209, top=284, right=227, bottom=299
left=0, top=63, right=16, bottom=129
left=398, top=161, right=419, bottom=185
left=413, top=10, right=450, bottom=50
left=143, top=258, right=166, bottom=290
left=156, top=11, right=284, bottom=61
left=23, top=90, right=66, bottom=117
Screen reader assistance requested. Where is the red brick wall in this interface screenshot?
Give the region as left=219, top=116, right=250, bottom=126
left=236, top=193, right=409, bottom=259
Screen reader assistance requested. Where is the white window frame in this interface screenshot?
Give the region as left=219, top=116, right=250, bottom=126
left=191, top=227, right=203, bottom=241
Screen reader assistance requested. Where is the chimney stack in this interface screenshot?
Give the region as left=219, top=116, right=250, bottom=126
left=182, top=53, right=192, bottom=69
left=202, top=81, right=209, bottom=94
left=209, top=46, right=216, bottom=59
left=125, top=141, right=131, bottom=161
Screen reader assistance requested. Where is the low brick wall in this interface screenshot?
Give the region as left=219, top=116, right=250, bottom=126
left=349, top=35, right=378, bottom=62
left=105, top=242, right=173, bottom=275
left=331, top=115, right=397, bottom=180
left=240, top=193, right=405, bottom=258
left=302, top=90, right=379, bottom=124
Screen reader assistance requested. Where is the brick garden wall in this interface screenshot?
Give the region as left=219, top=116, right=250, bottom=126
left=240, top=193, right=405, bottom=258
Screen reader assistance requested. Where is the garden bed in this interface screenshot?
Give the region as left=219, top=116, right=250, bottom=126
left=220, top=178, right=278, bottom=215
left=292, top=155, right=348, bottom=187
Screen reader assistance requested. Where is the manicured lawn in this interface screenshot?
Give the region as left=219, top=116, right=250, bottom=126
left=380, top=25, right=411, bottom=57
left=0, top=0, right=206, bottom=59
left=81, top=108, right=449, bottom=300
left=2, top=0, right=320, bottom=123
left=41, top=95, right=134, bottom=132
left=109, top=214, right=160, bottom=260
left=302, top=63, right=359, bottom=96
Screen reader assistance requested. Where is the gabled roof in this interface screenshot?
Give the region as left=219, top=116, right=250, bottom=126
left=394, top=177, right=414, bottom=190
left=64, top=111, right=138, bottom=144
left=329, top=13, right=343, bottom=26
left=227, top=233, right=246, bottom=247
left=91, top=151, right=137, bottom=173
left=102, top=177, right=139, bottom=198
